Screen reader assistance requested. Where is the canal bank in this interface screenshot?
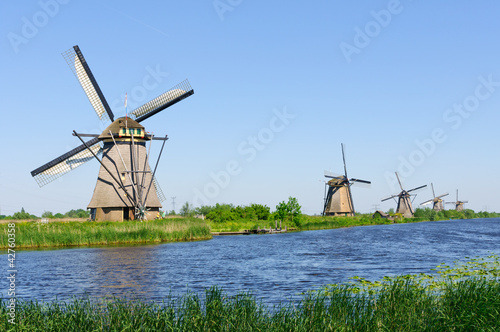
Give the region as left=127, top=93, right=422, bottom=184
left=0, top=217, right=211, bottom=249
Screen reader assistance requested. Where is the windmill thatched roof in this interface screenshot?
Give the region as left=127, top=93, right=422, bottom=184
left=98, top=117, right=144, bottom=139
left=327, top=176, right=346, bottom=186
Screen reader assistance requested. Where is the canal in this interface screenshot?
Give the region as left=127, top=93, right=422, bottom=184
left=1, top=218, right=499, bottom=305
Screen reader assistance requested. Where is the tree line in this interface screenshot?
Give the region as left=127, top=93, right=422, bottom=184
left=178, top=197, right=303, bottom=226
left=412, top=207, right=500, bottom=221
left=0, top=208, right=90, bottom=220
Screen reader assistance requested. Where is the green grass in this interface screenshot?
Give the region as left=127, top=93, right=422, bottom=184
left=1, top=279, right=499, bottom=331
left=209, top=213, right=500, bottom=233
left=208, top=215, right=394, bottom=233
left=0, top=218, right=211, bottom=249
left=206, top=218, right=277, bottom=232
left=2, top=255, right=498, bottom=331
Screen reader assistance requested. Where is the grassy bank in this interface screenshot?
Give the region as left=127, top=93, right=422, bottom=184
left=209, top=212, right=500, bottom=233
left=2, top=258, right=499, bottom=331
left=208, top=214, right=404, bottom=233
left=0, top=217, right=211, bottom=249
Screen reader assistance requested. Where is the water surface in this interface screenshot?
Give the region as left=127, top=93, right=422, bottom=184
left=1, top=218, right=498, bottom=305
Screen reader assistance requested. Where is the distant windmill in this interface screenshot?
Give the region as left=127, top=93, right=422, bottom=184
left=446, top=189, right=468, bottom=211
left=322, top=144, right=371, bottom=216
left=381, top=172, right=426, bottom=218
left=30, top=45, right=194, bottom=221
left=420, top=183, right=449, bottom=211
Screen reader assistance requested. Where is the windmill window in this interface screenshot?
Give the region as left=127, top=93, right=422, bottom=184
left=122, top=129, right=127, bottom=135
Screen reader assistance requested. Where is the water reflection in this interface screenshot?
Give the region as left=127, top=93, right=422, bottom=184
left=92, top=246, right=158, bottom=298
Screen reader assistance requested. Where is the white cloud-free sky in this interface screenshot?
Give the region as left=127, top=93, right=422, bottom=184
left=1, top=0, right=500, bottom=216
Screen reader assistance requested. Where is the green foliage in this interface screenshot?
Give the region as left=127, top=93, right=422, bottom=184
left=180, top=202, right=194, bottom=217
left=250, top=203, right=270, bottom=220
left=274, top=197, right=302, bottom=227
left=64, top=209, right=89, bottom=218
left=206, top=203, right=236, bottom=223
left=327, top=254, right=500, bottom=296
left=12, top=207, right=37, bottom=220
left=464, top=209, right=475, bottom=219
left=413, top=207, right=500, bottom=221
left=42, top=211, right=53, bottom=218
left=204, top=203, right=270, bottom=224
left=5, top=208, right=90, bottom=220
left=195, top=205, right=214, bottom=216
left=0, top=218, right=211, bottom=249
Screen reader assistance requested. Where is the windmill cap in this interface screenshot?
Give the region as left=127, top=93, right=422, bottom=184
left=99, top=117, right=145, bottom=139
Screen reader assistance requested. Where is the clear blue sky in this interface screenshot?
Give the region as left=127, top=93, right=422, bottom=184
left=1, top=1, right=500, bottom=216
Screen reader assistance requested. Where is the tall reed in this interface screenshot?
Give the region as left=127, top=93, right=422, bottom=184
left=0, top=218, right=211, bottom=249
left=1, top=280, right=499, bottom=331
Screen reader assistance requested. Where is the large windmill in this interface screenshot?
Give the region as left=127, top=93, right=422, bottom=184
left=322, top=144, right=371, bottom=216
left=446, top=189, right=468, bottom=211
left=381, top=172, right=426, bottom=218
left=31, top=45, right=194, bottom=221
left=420, top=183, right=448, bottom=211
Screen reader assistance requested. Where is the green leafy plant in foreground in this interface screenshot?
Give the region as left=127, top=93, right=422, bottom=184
left=319, top=253, right=500, bottom=296
left=1, top=255, right=500, bottom=331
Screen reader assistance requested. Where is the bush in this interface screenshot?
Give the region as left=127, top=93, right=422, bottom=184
left=203, top=203, right=271, bottom=223
left=206, top=204, right=236, bottom=223
left=12, top=208, right=37, bottom=220
left=42, top=211, right=54, bottom=218
left=195, top=205, right=214, bottom=216
left=274, top=197, right=302, bottom=227
left=250, top=204, right=271, bottom=220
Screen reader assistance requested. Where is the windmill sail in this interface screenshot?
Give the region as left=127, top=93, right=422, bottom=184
left=381, top=172, right=426, bottom=217
left=31, top=45, right=194, bottom=221
left=131, top=80, right=194, bottom=122
left=152, top=176, right=166, bottom=202
left=419, top=182, right=448, bottom=211
left=322, top=144, right=370, bottom=216
left=31, top=138, right=103, bottom=187
left=62, top=46, right=114, bottom=122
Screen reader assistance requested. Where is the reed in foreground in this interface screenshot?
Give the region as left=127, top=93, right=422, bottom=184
left=1, top=278, right=499, bottom=331
left=0, top=218, right=211, bottom=249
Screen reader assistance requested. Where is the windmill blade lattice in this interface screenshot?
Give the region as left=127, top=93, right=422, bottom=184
left=132, top=80, right=194, bottom=122
left=407, top=185, right=427, bottom=193
left=62, top=46, right=114, bottom=122
left=152, top=176, right=166, bottom=202
left=31, top=45, right=194, bottom=221
left=31, top=138, right=103, bottom=187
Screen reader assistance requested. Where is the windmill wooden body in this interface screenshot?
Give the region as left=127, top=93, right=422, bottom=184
left=446, top=189, right=468, bottom=211
left=322, top=144, right=370, bottom=216
left=31, top=45, right=194, bottom=221
left=382, top=172, right=426, bottom=218
left=420, top=183, right=448, bottom=212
